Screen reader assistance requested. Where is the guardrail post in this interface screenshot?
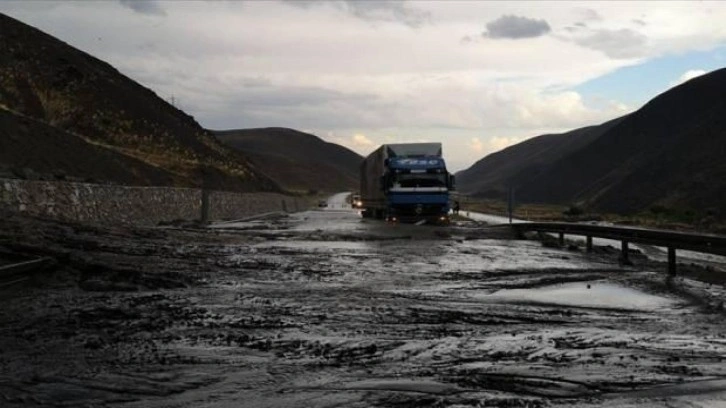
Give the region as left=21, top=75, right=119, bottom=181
left=620, top=240, right=630, bottom=264
left=586, top=236, right=593, bottom=252
left=668, top=247, right=677, bottom=276
left=558, top=232, right=565, bottom=246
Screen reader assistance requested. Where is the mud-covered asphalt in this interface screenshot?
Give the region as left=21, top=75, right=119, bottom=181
left=1, top=206, right=726, bottom=407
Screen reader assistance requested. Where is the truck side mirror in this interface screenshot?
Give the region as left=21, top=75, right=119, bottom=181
left=449, top=175, right=456, bottom=190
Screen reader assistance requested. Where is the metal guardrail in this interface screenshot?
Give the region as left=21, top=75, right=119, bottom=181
left=511, top=222, right=726, bottom=275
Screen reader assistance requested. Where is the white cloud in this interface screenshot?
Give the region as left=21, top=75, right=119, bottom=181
left=670, top=69, right=707, bottom=87
left=469, top=137, right=484, bottom=152
left=488, top=136, right=520, bottom=152
left=327, top=132, right=377, bottom=156
left=569, top=28, right=648, bottom=59
left=352, top=133, right=375, bottom=148
left=2, top=0, right=726, bottom=172
left=280, top=0, right=431, bottom=28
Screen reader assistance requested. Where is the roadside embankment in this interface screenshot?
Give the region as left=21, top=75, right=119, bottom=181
left=0, top=178, right=308, bottom=226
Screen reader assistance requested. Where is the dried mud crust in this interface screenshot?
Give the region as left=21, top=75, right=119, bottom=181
left=0, top=211, right=725, bottom=407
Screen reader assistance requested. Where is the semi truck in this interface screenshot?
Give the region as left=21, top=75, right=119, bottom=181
left=359, top=143, right=455, bottom=223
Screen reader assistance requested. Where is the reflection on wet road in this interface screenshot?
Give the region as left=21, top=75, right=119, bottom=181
left=1, top=206, right=726, bottom=407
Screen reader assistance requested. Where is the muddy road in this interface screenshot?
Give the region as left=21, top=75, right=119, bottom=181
left=1, top=206, right=726, bottom=407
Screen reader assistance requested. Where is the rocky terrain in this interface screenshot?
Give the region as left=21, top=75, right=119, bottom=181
left=2, top=203, right=726, bottom=407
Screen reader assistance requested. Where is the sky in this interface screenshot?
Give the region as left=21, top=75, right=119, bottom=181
left=2, top=0, right=726, bottom=172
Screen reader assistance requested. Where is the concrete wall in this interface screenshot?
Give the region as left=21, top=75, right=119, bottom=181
left=0, top=178, right=308, bottom=225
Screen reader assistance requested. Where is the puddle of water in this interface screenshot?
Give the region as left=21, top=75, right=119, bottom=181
left=479, top=281, right=679, bottom=310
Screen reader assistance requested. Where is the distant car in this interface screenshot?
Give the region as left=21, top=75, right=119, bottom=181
left=351, top=194, right=362, bottom=208
left=318, top=200, right=328, bottom=208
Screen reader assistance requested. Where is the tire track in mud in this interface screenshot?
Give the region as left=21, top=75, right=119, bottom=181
left=2, top=211, right=726, bottom=407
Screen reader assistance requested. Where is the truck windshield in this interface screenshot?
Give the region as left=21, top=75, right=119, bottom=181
left=393, top=174, right=446, bottom=188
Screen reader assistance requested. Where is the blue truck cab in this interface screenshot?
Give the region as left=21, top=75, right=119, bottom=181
left=360, top=143, right=455, bottom=223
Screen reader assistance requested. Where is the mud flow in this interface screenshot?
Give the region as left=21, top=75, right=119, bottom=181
left=1, top=207, right=726, bottom=407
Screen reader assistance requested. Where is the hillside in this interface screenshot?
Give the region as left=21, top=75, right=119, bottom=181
left=457, top=67, right=726, bottom=215
left=457, top=118, right=623, bottom=198
left=0, top=109, right=179, bottom=184
left=215, top=127, right=362, bottom=193
left=0, top=13, right=278, bottom=191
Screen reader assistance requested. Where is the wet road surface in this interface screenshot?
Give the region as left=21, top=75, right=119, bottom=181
left=1, top=206, right=726, bottom=407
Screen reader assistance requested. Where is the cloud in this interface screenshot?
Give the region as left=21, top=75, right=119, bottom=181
left=352, top=133, right=375, bottom=148
left=280, top=0, right=430, bottom=27
left=670, top=69, right=707, bottom=87
left=469, top=137, right=483, bottom=152
left=570, top=28, right=648, bottom=59
left=326, top=132, right=377, bottom=156
left=484, top=15, right=551, bottom=39
left=488, top=136, right=519, bottom=152
left=575, top=8, right=602, bottom=22
left=343, top=0, right=431, bottom=27
left=8, top=0, right=725, bottom=172
left=118, top=0, right=165, bottom=15
left=460, top=35, right=473, bottom=44
left=464, top=136, right=522, bottom=164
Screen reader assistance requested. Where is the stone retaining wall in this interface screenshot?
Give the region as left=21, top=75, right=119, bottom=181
left=0, top=178, right=308, bottom=225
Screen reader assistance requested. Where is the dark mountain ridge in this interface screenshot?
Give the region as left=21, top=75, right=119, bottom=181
left=457, top=67, right=726, bottom=215
left=0, top=13, right=278, bottom=191
left=215, top=127, right=362, bottom=192
left=457, top=118, right=623, bottom=198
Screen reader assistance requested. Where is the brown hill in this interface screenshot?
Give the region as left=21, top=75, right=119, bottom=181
left=215, top=127, right=362, bottom=193
left=0, top=13, right=278, bottom=191
left=457, top=67, right=726, bottom=215
left=0, top=109, right=177, bottom=184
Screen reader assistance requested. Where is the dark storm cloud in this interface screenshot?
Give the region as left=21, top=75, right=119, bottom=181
left=484, top=15, right=551, bottom=39
left=118, top=0, right=165, bottom=16
left=279, top=0, right=430, bottom=27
